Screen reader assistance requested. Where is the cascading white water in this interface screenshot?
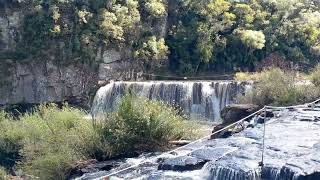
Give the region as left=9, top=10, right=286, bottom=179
left=203, top=162, right=261, bottom=180
left=91, top=81, right=245, bottom=122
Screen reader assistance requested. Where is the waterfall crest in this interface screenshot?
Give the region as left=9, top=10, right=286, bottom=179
left=91, top=81, right=245, bottom=121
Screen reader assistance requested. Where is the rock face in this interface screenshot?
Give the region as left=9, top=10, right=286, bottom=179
left=0, top=3, right=97, bottom=107
left=0, top=2, right=23, bottom=52
left=221, top=104, right=260, bottom=124
left=0, top=1, right=169, bottom=107
left=0, top=60, right=97, bottom=108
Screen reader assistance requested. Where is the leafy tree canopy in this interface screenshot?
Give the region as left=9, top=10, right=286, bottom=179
left=4, top=0, right=320, bottom=73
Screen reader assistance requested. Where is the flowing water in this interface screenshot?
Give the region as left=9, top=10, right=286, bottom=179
left=91, top=81, right=246, bottom=122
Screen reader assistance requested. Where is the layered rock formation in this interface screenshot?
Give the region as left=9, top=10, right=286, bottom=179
left=0, top=60, right=97, bottom=107
left=0, top=1, right=165, bottom=107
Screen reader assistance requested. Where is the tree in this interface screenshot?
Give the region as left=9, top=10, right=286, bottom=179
left=144, top=0, right=167, bottom=17
left=99, top=10, right=125, bottom=42
left=98, top=0, right=141, bottom=44
left=238, top=30, right=266, bottom=50
left=134, top=36, right=169, bottom=72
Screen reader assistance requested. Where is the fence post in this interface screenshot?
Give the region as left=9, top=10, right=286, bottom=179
left=259, top=107, right=267, bottom=167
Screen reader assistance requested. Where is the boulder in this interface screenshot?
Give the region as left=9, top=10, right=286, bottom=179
left=158, top=156, right=206, bottom=171
left=210, top=124, right=233, bottom=139
left=69, top=159, right=119, bottom=179
left=221, top=104, right=260, bottom=125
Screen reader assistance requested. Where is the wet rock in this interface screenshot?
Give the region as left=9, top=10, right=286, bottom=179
left=265, top=110, right=275, bottom=118
left=219, top=131, right=233, bottom=138
left=69, top=159, right=119, bottom=179
left=211, top=121, right=257, bottom=140
left=221, top=104, right=260, bottom=125
left=305, top=172, right=320, bottom=180
left=255, top=115, right=266, bottom=124
left=191, top=147, right=238, bottom=161
left=203, top=159, right=260, bottom=180
left=158, top=156, right=206, bottom=171
left=262, top=162, right=320, bottom=180
left=210, top=124, right=233, bottom=139
left=240, top=127, right=263, bottom=140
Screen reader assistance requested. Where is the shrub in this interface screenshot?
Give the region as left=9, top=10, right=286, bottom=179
left=17, top=104, right=98, bottom=179
left=0, top=112, right=24, bottom=169
left=295, top=84, right=320, bottom=103
left=310, top=64, right=320, bottom=87
left=237, top=68, right=320, bottom=106
left=234, top=71, right=263, bottom=81
left=253, top=69, right=297, bottom=106
left=0, top=104, right=99, bottom=179
left=0, top=166, right=8, bottom=180
left=144, top=0, right=167, bottom=17
left=96, top=94, right=200, bottom=158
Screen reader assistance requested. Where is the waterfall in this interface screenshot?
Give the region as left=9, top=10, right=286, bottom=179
left=202, top=161, right=261, bottom=180
left=91, top=81, right=245, bottom=122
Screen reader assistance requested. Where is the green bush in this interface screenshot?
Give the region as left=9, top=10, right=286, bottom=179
left=254, top=69, right=296, bottom=106
left=0, top=166, right=9, bottom=180
left=0, top=104, right=99, bottom=179
left=0, top=112, right=24, bottom=169
left=237, top=68, right=320, bottom=106
left=17, top=104, right=98, bottom=179
left=97, top=94, right=200, bottom=158
left=310, top=64, right=320, bottom=87
left=295, top=84, right=320, bottom=103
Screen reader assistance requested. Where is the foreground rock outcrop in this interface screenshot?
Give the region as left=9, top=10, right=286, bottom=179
left=77, top=103, right=320, bottom=180
left=221, top=104, right=260, bottom=124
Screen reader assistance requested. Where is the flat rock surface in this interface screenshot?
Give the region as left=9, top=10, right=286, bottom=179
left=76, top=104, right=320, bottom=180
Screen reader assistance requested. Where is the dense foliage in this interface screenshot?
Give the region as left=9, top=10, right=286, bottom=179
left=3, top=0, right=319, bottom=74
left=0, top=98, right=198, bottom=179
left=310, top=64, right=320, bottom=86
left=0, top=166, right=8, bottom=180
left=96, top=94, right=200, bottom=159
left=4, top=0, right=169, bottom=67
left=0, top=104, right=97, bottom=179
left=237, top=68, right=320, bottom=106
left=167, top=0, right=320, bottom=73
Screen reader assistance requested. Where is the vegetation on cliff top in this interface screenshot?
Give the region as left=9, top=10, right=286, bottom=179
left=237, top=67, right=320, bottom=106
left=0, top=97, right=200, bottom=179
left=2, top=0, right=319, bottom=74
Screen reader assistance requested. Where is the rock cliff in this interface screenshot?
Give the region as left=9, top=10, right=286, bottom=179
left=0, top=3, right=94, bottom=107
left=0, top=1, right=168, bottom=107
left=0, top=60, right=97, bottom=107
